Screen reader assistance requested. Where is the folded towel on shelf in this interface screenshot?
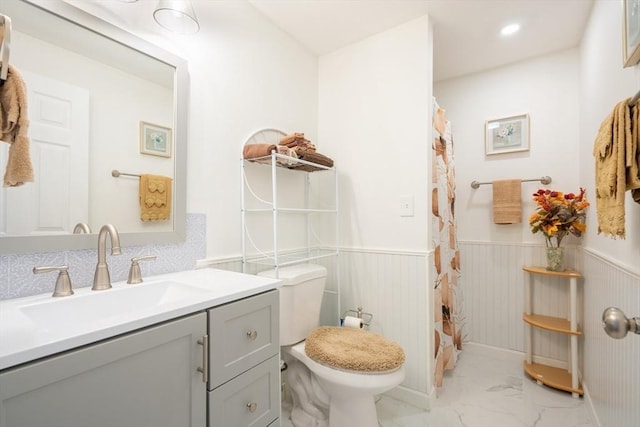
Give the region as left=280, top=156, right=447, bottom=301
left=279, top=131, right=316, bottom=152
left=276, top=145, right=298, bottom=166
left=1, top=64, right=34, bottom=187
left=279, top=132, right=305, bottom=145
left=139, top=174, right=172, bottom=222
left=492, top=179, right=522, bottom=224
left=292, top=151, right=334, bottom=171
left=292, top=142, right=316, bottom=153
left=243, top=143, right=277, bottom=160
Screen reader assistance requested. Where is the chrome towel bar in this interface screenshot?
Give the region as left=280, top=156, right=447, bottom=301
left=470, top=176, right=552, bottom=189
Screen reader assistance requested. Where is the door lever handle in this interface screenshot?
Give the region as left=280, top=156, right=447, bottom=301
left=602, top=307, right=639, bottom=339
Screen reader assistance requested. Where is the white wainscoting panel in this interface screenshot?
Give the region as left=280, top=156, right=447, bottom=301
left=459, top=241, right=579, bottom=365
left=582, top=249, right=639, bottom=427
left=336, top=249, right=429, bottom=394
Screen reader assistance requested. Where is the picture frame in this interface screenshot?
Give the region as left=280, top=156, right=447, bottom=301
left=485, top=114, right=530, bottom=156
left=139, top=121, right=172, bottom=158
left=623, top=0, right=640, bottom=67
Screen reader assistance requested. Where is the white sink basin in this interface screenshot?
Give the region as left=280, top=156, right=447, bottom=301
left=0, top=268, right=281, bottom=371
left=19, top=281, right=208, bottom=331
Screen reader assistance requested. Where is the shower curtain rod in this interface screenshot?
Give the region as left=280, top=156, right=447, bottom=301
left=470, top=176, right=552, bottom=189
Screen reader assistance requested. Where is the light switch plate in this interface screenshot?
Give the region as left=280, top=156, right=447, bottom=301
left=400, top=194, right=414, bottom=217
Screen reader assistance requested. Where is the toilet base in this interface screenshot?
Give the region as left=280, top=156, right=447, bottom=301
left=327, top=393, right=378, bottom=427
left=284, top=341, right=405, bottom=427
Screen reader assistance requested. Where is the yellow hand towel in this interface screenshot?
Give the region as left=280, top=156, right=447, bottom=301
left=139, top=174, right=172, bottom=222
left=492, top=179, right=522, bottom=224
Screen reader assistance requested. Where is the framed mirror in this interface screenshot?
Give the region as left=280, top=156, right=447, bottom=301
left=0, top=0, right=188, bottom=254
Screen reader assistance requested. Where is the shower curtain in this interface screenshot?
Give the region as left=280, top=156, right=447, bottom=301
left=431, top=99, right=465, bottom=387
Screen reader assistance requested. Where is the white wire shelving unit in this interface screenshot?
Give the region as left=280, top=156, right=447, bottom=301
left=240, top=129, right=340, bottom=323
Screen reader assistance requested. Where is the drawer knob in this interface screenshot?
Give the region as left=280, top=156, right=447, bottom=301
left=246, top=330, right=258, bottom=340
left=246, top=402, right=258, bottom=413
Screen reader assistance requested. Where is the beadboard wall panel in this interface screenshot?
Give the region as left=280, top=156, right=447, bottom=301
left=459, top=241, right=579, bottom=364
left=582, top=249, right=639, bottom=427
left=335, top=249, right=429, bottom=394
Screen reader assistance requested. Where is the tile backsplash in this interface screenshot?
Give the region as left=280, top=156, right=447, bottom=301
left=0, top=214, right=206, bottom=300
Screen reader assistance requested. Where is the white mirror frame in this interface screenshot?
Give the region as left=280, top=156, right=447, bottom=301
left=0, top=0, right=188, bottom=254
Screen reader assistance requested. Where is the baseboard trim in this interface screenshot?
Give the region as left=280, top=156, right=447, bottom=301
left=581, top=382, right=601, bottom=427
left=384, top=385, right=432, bottom=411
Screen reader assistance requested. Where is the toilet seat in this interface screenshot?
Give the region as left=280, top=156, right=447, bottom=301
left=304, top=326, right=405, bottom=373
left=287, top=341, right=405, bottom=390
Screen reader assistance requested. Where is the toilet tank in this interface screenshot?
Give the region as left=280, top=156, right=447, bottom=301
left=258, top=264, right=327, bottom=346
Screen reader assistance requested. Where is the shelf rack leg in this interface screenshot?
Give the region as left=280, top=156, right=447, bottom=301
left=271, top=151, right=279, bottom=277
left=525, top=272, right=532, bottom=364
left=570, top=276, right=579, bottom=398
left=240, top=159, right=247, bottom=274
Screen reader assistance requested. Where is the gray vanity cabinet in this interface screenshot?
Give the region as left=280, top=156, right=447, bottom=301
left=0, top=313, right=207, bottom=427
left=207, top=290, right=280, bottom=427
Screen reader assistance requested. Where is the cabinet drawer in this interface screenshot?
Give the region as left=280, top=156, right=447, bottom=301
left=208, top=290, right=279, bottom=387
left=209, top=354, right=280, bottom=427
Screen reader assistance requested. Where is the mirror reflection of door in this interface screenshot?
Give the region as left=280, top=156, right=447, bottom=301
left=0, top=71, right=89, bottom=236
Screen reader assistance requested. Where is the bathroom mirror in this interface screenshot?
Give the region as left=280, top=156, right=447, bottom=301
left=0, top=0, right=188, bottom=254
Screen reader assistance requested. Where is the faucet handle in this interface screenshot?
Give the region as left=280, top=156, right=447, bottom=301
left=33, top=265, right=74, bottom=297
left=127, top=256, right=157, bottom=284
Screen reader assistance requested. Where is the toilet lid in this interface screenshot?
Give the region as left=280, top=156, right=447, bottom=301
left=304, top=326, right=405, bottom=373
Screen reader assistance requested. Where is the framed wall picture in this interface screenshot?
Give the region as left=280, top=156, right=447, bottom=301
left=484, top=114, right=530, bottom=156
left=623, top=0, right=640, bottom=67
left=140, top=121, right=172, bottom=158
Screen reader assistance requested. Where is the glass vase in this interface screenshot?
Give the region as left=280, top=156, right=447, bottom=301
left=546, top=247, right=564, bottom=271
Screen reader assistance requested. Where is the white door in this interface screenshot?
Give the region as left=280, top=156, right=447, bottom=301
left=0, top=71, right=89, bottom=236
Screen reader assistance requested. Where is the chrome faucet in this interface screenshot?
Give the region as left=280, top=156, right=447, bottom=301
left=92, top=224, right=122, bottom=291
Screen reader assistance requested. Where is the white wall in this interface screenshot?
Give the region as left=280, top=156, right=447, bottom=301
left=319, top=16, right=431, bottom=252
left=435, top=48, right=582, bottom=245
left=318, top=15, right=433, bottom=404
left=145, top=1, right=319, bottom=260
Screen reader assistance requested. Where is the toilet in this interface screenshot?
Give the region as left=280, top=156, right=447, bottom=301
left=258, top=264, right=406, bottom=427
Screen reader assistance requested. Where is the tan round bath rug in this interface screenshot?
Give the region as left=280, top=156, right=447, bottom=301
left=305, top=326, right=405, bottom=372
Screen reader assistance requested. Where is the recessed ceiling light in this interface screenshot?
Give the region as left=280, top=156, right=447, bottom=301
left=501, top=23, right=521, bottom=36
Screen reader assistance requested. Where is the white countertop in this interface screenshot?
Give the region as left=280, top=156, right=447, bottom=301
left=0, top=268, right=280, bottom=371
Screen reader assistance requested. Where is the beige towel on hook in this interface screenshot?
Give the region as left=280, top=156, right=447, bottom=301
left=627, top=103, right=640, bottom=203
left=593, top=100, right=628, bottom=237
left=1, top=64, right=34, bottom=187
left=492, top=179, right=522, bottom=224
left=139, top=174, right=172, bottom=222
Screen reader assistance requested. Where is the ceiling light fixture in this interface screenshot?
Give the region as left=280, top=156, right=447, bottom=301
left=153, top=0, right=200, bottom=34
left=500, top=23, right=520, bottom=36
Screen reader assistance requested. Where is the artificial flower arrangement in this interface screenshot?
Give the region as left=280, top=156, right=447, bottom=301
left=529, top=188, right=590, bottom=248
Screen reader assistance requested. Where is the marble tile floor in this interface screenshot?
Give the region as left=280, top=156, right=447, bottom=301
left=282, top=343, right=593, bottom=427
